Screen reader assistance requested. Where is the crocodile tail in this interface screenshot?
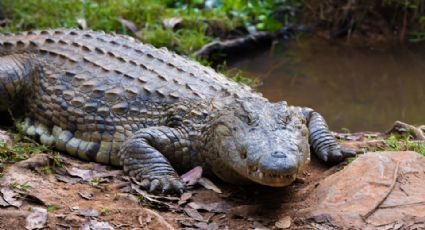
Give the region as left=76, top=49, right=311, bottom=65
left=0, top=54, right=33, bottom=111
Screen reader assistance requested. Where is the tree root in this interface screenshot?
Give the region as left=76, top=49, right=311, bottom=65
left=361, top=161, right=400, bottom=221
left=193, top=31, right=273, bottom=62
left=386, top=121, right=425, bottom=140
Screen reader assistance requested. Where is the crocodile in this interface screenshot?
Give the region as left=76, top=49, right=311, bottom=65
left=0, top=29, right=356, bottom=193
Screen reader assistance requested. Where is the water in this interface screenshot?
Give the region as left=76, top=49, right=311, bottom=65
left=229, top=37, right=425, bottom=132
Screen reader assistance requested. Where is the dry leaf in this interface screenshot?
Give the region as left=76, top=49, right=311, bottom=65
left=163, top=17, right=183, bottom=29
left=78, top=191, right=93, bottom=200
left=187, top=201, right=228, bottom=213
left=118, top=18, right=139, bottom=34
left=184, top=207, right=204, bottom=221
left=181, top=166, right=203, bottom=186
left=228, top=205, right=260, bottom=218
left=81, top=220, right=114, bottom=230
left=66, top=167, right=93, bottom=181
left=25, top=207, right=47, bottom=230
left=75, top=208, right=99, bottom=217
left=0, top=195, right=10, bottom=207
left=207, top=222, right=219, bottom=230
left=76, top=17, right=87, bottom=30
left=253, top=221, right=270, bottom=230
left=198, top=177, right=221, bottom=193
left=55, top=174, right=81, bottom=184
left=178, top=192, right=192, bottom=205
left=1, top=188, right=22, bottom=207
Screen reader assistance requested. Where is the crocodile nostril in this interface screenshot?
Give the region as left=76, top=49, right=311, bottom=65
left=272, top=151, right=287, bottom=158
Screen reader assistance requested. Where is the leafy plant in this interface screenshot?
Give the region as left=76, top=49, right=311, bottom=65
left=9, top=182, right=31, bottom=193
left=90, top=177, right=102, bottom=186
left=0, top=0, right=299, bottom=53
left=100, top=207, right=109, bottom=216
left=47, top=204, right=61, bottom=213
left=41, top=166, right=53, bottom=175
left=52, top=154, right=64, bottom=168
left=385, top=134, right=425, bottom=156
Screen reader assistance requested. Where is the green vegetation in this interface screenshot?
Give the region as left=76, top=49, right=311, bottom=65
left=47, top=204, right=61, bottom=213
left=0, top=135, right=52, bottom=164
left=385, top=134, right=425, bottom=156
left=90, top=177, right=102, bottom=186
left=41, top=166, right=53, bottom=175
left=100, top=207, right=109, bottom=216
left=137, top=195, right=145, bottom=203
left=0, top=0, right=298, bottom=55
left=303, top=0, right=425, bottom=42
left=9, top=181, right=31, bottom=192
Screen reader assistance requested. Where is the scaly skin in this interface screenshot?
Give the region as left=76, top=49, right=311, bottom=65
left=0, top=29, right=356, bottom=193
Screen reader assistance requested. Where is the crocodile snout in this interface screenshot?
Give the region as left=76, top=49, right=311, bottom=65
left=259, top=150, right=299, bottom=175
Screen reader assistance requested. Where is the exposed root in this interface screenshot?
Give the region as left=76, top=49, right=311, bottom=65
left=361, top=161, right=400, bottom=221
left=14, top=153, right=50, bottom=170
left=193, top=31, right=273, bottom=62
left=386, top=121, right=425, bottom=141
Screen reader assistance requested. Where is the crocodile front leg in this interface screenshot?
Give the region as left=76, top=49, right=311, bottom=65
left=0, top=54, right=34, bottom=110
left=302, top=107, right=357, bottom=163
left=118, top=126, right=186, bottom=194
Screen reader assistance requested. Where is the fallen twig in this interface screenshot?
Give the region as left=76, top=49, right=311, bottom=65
left=387, top=121, right=425, bottom=140
left=380, top=201, right=425, bottom=209
left=361, top=161, right=400, bottom=221
left=193, top=31, right=273, bottom=61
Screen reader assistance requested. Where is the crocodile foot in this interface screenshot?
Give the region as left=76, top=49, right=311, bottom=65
left=134, top=174, right=185, bottom=194
left=319, top=145, right=359, bottom=163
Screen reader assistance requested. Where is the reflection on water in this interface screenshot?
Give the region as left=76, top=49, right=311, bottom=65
left=229, top=37, right=425, bottom=132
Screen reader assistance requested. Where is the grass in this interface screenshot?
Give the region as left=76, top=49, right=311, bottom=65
left=100, top=207, right=109, bottom=216
left=0, top=0, right=298, bottom=55
left=0, top=135, right=52, bottom=164
left=9, top=181, right=31, bottom=192
left=47, top=204, right=61, bottom=213
left=0, top=0, right=302, bottom=85
left=385, top=134, right=425, bottom=156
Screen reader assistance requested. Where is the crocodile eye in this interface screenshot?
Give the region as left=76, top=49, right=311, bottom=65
left=240, top=149, right=247, bottom=159
left=215, top=124, right=232, bottom=136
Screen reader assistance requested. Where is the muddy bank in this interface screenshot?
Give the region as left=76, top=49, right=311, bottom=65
left=1, top=129, right=425, bottom=229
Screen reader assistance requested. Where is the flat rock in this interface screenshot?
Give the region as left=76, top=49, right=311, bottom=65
left=305, top=151, right=425, bottom=228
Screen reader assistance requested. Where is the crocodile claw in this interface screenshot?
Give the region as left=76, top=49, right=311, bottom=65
left=136, top=175, right=185, bottom=194
left=320, top=146, right=361, bottom=163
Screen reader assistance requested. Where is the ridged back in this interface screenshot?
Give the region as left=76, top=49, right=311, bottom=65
left=0, top=29, right=259, bottom=104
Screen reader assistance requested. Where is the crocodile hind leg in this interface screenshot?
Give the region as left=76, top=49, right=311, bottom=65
left=0, top=54, right=33, bottom=111
left=118, top=126, right=187, bottom=194
left=302, top=107, right=357, bottom=163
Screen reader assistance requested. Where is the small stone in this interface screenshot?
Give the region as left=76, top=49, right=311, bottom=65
left=78, top=191, right=93, bottom=200
left=26, top=207, right=48, bottom=230
left=275, top=216, right=291, bottom=229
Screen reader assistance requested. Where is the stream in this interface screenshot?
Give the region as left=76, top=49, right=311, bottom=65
left=229, top=37, right=425, bottom=132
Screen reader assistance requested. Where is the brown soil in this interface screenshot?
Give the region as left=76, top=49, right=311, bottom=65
left=0, top=131, right=422, bottom=229
left=0, top=149, right=337, bottom=229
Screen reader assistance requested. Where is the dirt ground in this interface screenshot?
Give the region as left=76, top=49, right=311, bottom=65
left=0, top=131, right=424, bottom=229
left=0, top=154, right=332, bottom=229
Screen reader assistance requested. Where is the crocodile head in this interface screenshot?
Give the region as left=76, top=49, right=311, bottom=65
left=208, top=98, right=310, bottom=187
